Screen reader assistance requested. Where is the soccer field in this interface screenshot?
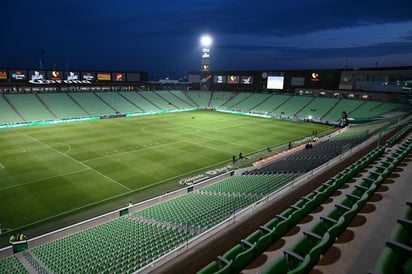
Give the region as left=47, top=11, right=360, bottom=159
left=0, top=110, right=332, bottom=230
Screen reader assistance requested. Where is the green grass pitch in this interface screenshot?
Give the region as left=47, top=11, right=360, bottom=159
left=0, top=110, right=332, bottom=230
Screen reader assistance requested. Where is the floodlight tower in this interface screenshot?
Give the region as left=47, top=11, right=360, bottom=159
left=200, top=34, right=212, bottom=91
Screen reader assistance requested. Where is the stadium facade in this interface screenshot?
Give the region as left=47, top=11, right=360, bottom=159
left=0, top=66, right=411, bottom=101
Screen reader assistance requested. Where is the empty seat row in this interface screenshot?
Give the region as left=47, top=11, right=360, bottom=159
left=369, top=201, right=412, bottom=274
left=262, top=134, right=412, bottom=274
left=197, top=143, right=386, bottom=274
left=197, top=123, right=412, bottom=274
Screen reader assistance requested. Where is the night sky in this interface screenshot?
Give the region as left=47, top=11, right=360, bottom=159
left=1, top=0, right=412, bottom=78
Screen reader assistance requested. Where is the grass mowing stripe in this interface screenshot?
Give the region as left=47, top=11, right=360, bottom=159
left=82, top=140, right=187, bottom=163
left=0, top=168, right=90, bottom=191
left=25, top=134, right=132, bottom=191
left=187, top=132, right=262, bottom=151
left=0, top=111, right=333, bottom=232
left=185, top=140, right=220, bottom=150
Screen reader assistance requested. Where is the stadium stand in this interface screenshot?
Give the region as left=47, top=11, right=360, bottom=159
left=198, top=124, right=412, bottom=274
left=1, top=91, right=406, bottom=125
left=322, top=98, right=365, bottom=122
left=272, top=95, right=314, bottom=117
left=198, top=174, right=299, bottom=198
left=186, top=90, right=211, bottom=107
left=238, top=93, right=272, bottom=112
left=134, top=193, right=258, bottom=230
left=37, top=93, right=88, bottom=119
left=350, top=100, right=385, bottom=119
left=297, top=97, right=339, bottom=120
left=117, top=91, right=149, bottom=113
left=253, top=94, right=291, bottom=114
left=139, top=91, right=177, bottom=110
left=153, top=90, right=194, bottom=109
left=209, top=91, right=236, bottom=108
left=0, top=95, right=24, bottom=124
left=220, top=92, right=252, bottom=110
left=0, top=254, right=27, bottom=273
left=68, top=93, right=115, bottom=116
left=4, top=94, right=55, bottom=122
left=30, top=217, right=195, bottom=273
left=94, top=92, right=141, bottom=114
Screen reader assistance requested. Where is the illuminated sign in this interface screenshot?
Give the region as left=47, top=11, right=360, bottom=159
left=65, top=71, right=80, bottom=81
left=241, top=76, right=253, bottom=84
left=10, top=70, right=27, bottom=81
left=228, top=75, right=239, bottom=84
left=47, top=70, right=62, bottom=80
left=0, top=70, right=7, bottom=80
left=82, top=72, right=95, bottom=81
left=311, top=72, right=320, bottom=82
left=29, top=70, right=46, bottom=81
left=112, top=72, right=124, bottom=81
left=202, top=49, right=210, bottom=59
left=214, top=75, right=226, bottom=84
left=97, top=73, right=111, bottom=81
left=29, top=79, right=93, bottom=85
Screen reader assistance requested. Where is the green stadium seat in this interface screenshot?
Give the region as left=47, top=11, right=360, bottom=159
left=232, top=239, right=257, bottom=273
left=197, top=261, right=220, bottom=274
left=392, top=218, right=412, bottom=246
left=261, top=255, right=290, bottom=274
left=372, top=240, right=412, bottom=274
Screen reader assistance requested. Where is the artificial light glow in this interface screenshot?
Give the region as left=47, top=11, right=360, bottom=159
left=200, top=35, right=212, bottom=47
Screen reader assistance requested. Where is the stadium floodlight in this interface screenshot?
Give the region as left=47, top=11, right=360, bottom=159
left=200, top=35, right=212, bottom=47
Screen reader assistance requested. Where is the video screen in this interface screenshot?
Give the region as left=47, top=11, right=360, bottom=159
left=267, top=76, right=284, bottom=89
left=82, top=72, right=95, bottom=81
left=214, top=75, right=226, bottom=84
left=29, top=70, right=46, bottom=81
left=10, top=70, right=27, bottom=81
left=112, top=72, right=125, bottom=82
left=227, top=75, right=239, bottom=84
left=126, top=73, right=140, bottom=82
left=241, top=76, right=253, bottom=84
left=0, top=70, right=7, bottom=80
left=47, top=70, right=63, bottom=80
left=65, top=71, right=80, bottom=81
left=97, top=72, right=111, bottom=81
left=291, top=77, right=305, bottom=86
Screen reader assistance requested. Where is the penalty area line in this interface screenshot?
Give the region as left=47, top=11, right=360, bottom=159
left=24, top=134, right=132, bottom=191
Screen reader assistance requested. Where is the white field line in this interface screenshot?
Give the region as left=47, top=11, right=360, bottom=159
left=0, top=168, right=90, bottom=192
left=185, top=140, right=220, bottom=150
left=83, top=140, right=186, bottom=163
left=24, top=134, right=131, bottom=191
left=140, top=120, right=256, bottom=149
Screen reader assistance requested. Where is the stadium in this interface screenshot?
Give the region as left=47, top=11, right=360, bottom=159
left=0, top=65, right=411, bottom=274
